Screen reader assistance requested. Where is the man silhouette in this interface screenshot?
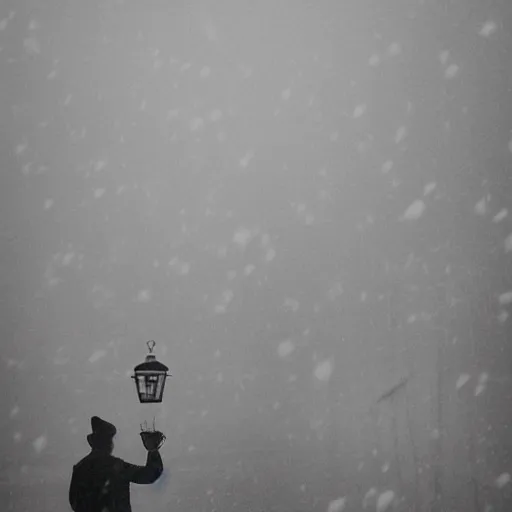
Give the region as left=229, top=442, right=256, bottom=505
left=69, top=416, right=164, bottom=512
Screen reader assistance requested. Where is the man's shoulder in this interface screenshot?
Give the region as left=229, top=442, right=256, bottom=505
left=109, top=455, right=127, bottom=471
left=74, top=453, right=123, bottom=469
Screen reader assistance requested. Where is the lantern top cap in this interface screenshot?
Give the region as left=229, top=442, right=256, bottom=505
left=147, top=340, right=156, bottom=353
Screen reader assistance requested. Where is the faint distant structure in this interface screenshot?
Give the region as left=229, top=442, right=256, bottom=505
left=430, top=283, right=449, bottom=512
left=376, top=281, right=420, bottom=511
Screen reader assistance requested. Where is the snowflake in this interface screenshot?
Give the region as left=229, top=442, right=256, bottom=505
left=24, top=36, right=41, bottom=55
left=377, top=490, right=395, bottom=512
left=264, top=248, right=276, bottom=262
left=189, top=117, right=204, bottom=131
left=498, top=291, right=512, bottom=305
left=62, top=252, right=75, bottom=266
left=233, top=227, right=253, bottom=248
left=136, top=289, right=152, bottom=303
left=456, top=373, right=470, bottom=389
left=439, top=50, right=450, bottom=65
left=210, top=109, right=223, bottom=122
left=423, top=182, right=437, bottom=196
left=401, top=199, right=425, bottom=221
left=497, top=310, right=509, bottom=323
left=362, top=487, right=377, bottom=508
left=394, top=126, right=407, bottom=144
left=504, top=233, right=512, bottom=252
left=387, top=42, right=402, bottom=56
left=353, top=104, right=367, bottom=119
left=326, top=497, right=346, bottom=512
left=479, top=20, right=497, bottom=37
left=178, top=262, right=191, bottom=275
left=314, top=359, right=333, bottom=382
left=199, top=66, right=211, bottom=78
left=495, top=473, right=511, bottom=489
left=493, top=209, right=507, bottom=223
left=277, top=340, right=295, bottom=358
left=89, top=350, right=106, bottom=363
left=474, top=197, right=487, bottom=215
left=368, top=54, right=380, bottom=66
left=381, top=160, right=393, bottom=174
left=445, top=64, right=459, bottom=79
left=33, top=435, right=48, bottom=453
left=283, top=298, right=300, bottom=312
left=239, top=150, right=255, bottom=168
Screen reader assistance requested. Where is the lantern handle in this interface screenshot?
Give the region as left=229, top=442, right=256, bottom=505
left=146, top=340, right=156, bottom=353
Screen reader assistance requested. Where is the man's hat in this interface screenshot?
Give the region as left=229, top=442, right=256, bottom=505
left=90, top=416, right=117, bottom=439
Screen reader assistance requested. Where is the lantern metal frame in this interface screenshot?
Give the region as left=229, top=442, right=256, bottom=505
left=131, top=340, right=171, bottom=404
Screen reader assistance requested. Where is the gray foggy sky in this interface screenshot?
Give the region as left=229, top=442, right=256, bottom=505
left=1, top=0, right=512, bottom=511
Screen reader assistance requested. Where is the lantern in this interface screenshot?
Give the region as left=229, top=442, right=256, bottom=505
left=132, top=340, right=171, bottom=403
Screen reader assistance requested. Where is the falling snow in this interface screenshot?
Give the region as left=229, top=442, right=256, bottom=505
left=233, top=227, right=253, bottom=248
left=479, top=20, right=497, bottom=37
left=504, top=233, right=512, bottom=252
left=376, top=490, right=395, bottom=512
left=277, top=339, right=296, bottom=358
left=401, top=199, right=426, bottom=221
left=474, top=197, right=487, bottom=215
left=394, top=126, right=407, bottom=144
left=1, top=3, right=511, bottom=510
left=189, top=117, right=204, bottom=131
left=23, top=36, right=41, bottom=55
left=498, top=292, right=512, bottom=306
left=439, top=50, right=450, bottom=65
left=362, top=488, right=377, bottom=508
left=381, top=160, right=393, bottom=174
left=497, top=310, right=509, bottom=323
left=492, top=208, right=507, bottom=222
left=199, top=66, right=211, bottom=78
left=368, top=54, right=380, bottom=66
left=314, top=360, right=333, bottom=382
left=264, top=247, right=276, bottom=262
left=456, top=373, right=470, bottom=389
left=136, top=289, right=152, bottom=303
left=423, top=182, right=437, bottom=196
left=239, top=150, right=255, bottom=168
left=283, top=298, right=300, bottom=312
left=210, top=109, right=223, bottom=122
left=387, top=42, right=402, bottom=56
left=326, top=497, right=346, bottom=512
left=33, top=435, right=48, bottom=454
left=495, top=473, right=511, bottom=488
left=353, top=104, right=367, bottom=119
left=89, top=350, right=107, bottom=363
left=445, top=64, right=459, bottom=79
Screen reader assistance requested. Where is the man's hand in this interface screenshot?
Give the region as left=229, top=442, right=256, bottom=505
left=140, top=431, right=166, bottom=451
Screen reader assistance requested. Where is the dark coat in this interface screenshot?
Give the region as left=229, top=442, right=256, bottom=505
left=69, top=450, right=163, bottom=512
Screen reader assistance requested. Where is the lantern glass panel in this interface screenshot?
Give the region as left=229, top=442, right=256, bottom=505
left=136, top=375, right=147, bottom=400
left=146, top=375, right=157, bottom=398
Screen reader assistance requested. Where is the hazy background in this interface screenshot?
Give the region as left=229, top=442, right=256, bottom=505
left=1, top=0, right=512, bottom=511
